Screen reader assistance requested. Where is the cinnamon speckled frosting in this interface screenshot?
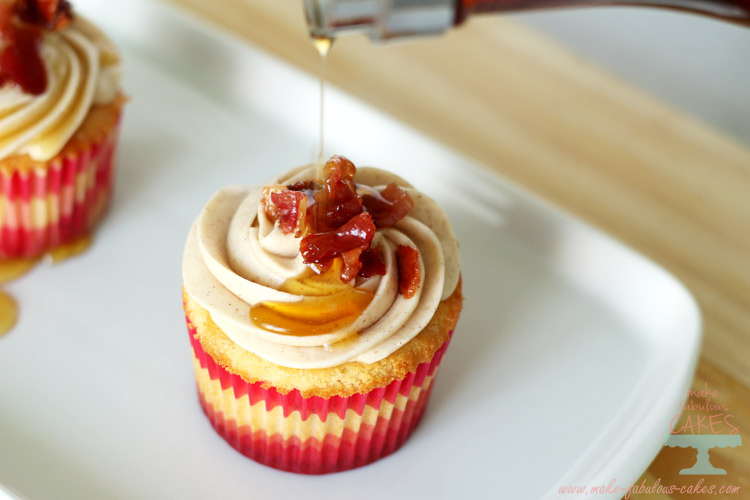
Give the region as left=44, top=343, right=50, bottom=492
left=0, top=16, right=122, bottom=161
left=182, top=165, right=460, bottom=369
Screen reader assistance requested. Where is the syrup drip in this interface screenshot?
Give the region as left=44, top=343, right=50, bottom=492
left=0, top=235, right=93, bottom=336
left=0, top=257, right=40, bottom=284
left=48, top=235, right=92, bottom=263
left=312, top=36, right=333, bottom=171
left=250, top=258, right=373, bottom=337
left=0, top=257, right=38, bottom=336
left=0, top=291, right=18, bottom=336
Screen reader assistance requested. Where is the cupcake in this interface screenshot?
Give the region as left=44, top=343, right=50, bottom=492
left=0, top=0, right=125, bottom=259
left=183, top=155, right=462, bottom=474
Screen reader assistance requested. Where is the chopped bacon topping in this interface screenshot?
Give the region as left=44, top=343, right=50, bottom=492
left=307, top=155, right=363, bottom=233
left=339, top=247, right=364, bottom=283
left=262, top=187, right=307, bottom=236
left=20, top=0, right=72, bottom=30
left=297, top=155, right=415, bottom=284
left=358, top=247, right=386, bottom=278
left=0, top=0, right=73, bottom=95
left=287, top=180, right=315, bottom=191
left=300, top=211, right=376, bottom=281
left=396, top=245, right=420, bottom=298
left=0, top=20, right=46, bottom=95
left=362, top=183, right=415, bottom=228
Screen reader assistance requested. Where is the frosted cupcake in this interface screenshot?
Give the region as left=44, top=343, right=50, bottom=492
left=0, top=0, right=124, bottom=258
left=183, top=155, right=462, bottom=474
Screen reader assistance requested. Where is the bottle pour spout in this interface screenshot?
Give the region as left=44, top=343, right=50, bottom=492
left=304, top=0, right=456, bottom=41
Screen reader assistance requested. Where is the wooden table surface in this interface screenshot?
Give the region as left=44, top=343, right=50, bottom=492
left=166, top=1, right=749, bottom=497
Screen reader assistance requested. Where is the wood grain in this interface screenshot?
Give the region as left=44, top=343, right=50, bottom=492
left=165, top=0, right=749, bottom=495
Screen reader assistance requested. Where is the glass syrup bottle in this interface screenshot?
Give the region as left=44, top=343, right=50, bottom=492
left=305, top=0, right=749, bottom=41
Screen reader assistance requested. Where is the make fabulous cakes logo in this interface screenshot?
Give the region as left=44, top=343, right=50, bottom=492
left=664, top=382, right=742, bottom=475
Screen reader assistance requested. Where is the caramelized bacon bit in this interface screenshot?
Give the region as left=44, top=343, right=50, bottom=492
left=309, top=258, right=333, bottom=275
left=396, top=245, right=420, bottom=299
left=0, top=21, right=46, bottom=95
left=300, top=212, right=376, bottom=274
left=340, top=247, right=364, bottom=283
left=287, top=181, right=315, bottom=191
left=20, top=0, right=72, bottom=31
left=0, top=3, right=13, bottom=29
left=358, top=247, right=386, bottom=278
left=262, top=187, right=307, bottom=236
left=307, top=155, right=362, bottom=233
left=0, top=0, right=73, bottom=95
left=362, top=182, right=414, bottom=228
left=300, top=155, right=411, bottom=283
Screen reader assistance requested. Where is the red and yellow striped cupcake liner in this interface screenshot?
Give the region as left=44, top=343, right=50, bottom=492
left=0, top=123, right=121, bottom=259
left=188, top=317, right=452, bottom=474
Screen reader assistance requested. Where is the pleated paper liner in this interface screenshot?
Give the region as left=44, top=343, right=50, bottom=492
left=0, top=121, right=121, bottom=259
left=188, top=317, right=453, bottom=474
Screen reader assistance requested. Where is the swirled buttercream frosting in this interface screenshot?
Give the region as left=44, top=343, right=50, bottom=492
left=183, top=158, right=460, bottom=369
left=0, top=16, right=122, bottom=161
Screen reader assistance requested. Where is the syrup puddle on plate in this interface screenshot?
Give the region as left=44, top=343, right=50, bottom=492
left=0, top=256, right=40, bottom=285
left=0, top=235, right=93, bottom=336
left=0, top=291, right=18, bottom=336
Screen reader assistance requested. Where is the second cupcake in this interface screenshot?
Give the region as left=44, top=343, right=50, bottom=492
left=0, top=0, right=125, bottom=259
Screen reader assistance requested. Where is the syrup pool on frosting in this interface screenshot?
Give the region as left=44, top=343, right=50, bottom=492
left=250, top=258, right=374, bottom=336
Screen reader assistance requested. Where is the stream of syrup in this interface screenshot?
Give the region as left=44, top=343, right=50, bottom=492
left=312, top=36, right=333, bottom=169
left=249, top=36, right=376, bottom=340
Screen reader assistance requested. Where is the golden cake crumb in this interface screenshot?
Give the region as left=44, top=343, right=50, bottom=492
left=0, top=93, right=127, bottom=175
left=184, top=278, right=463, bottom=399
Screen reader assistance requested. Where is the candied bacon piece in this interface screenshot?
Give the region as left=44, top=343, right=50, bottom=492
left=287, top=180, right=315, bottom=191
left=301, top=212, right=375, bottom=270
left=0, top=2, right=13, bottom=27
left=358, top=247, right=386, bottom=278
left=308, top=155, right=362, bottom=233
left=0, top=0, right=73, bottom=95
left=339, top=247, right=364, bottom=283
left=20, top=0, right=72, bottom=31
left=362, top=183, right=414, bottom=228
left=396, top=245, right=420, bottom=299
left=308, top=258, right=333, bottom=275
left=262, top=188, right=307, bottom=236
left=0, top=22, right=46, bottom=95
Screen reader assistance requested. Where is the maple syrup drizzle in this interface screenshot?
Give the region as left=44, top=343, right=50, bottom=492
left=250, top=258, right=373, bottom=337
left=312, top=36, right=333, bottom=170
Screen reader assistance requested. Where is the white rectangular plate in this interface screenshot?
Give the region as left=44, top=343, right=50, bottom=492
left=0, top=1, right=701, bottom=499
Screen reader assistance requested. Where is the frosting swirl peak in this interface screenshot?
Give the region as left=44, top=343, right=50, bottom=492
left=0, top=16, right=122, bottom=161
